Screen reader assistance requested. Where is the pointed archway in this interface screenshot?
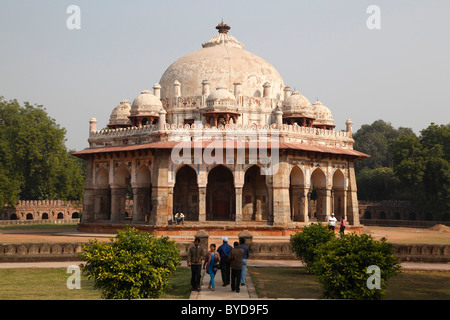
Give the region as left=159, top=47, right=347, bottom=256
left=289, top=166, right=308, bottom=221
left=242, top=165, right=268, bottom=221
left=332, top=169, right=346, bottom=221
left=206, top=165, right=235, bottom=220
left=311, top=167, right=328, bottom=221
left=174, top=165, right=199, bottom=221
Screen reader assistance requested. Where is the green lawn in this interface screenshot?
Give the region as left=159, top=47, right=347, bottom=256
left=248, top=267, right=450, bottom=300
left=0, top=267, right=191, bottom=300
left=1, top=265, right=449, bottom=300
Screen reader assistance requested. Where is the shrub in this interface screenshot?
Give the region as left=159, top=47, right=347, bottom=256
left=289, top=223, right=335, bottom=270
left=309, top=233, right=401, bottom=300
left=80, top=227, right=181, bottom=299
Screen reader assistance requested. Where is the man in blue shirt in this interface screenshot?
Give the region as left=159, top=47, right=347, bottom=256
left=239, top=237, right=249, bottom=286
left=217, top=236, right=233, bottom=286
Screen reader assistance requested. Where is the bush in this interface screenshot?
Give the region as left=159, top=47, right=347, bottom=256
left=309, top=233, right=401, bottom=300
left=289, top=223, right=335, bottom=270
left=80, top=227, right=181, bottom=299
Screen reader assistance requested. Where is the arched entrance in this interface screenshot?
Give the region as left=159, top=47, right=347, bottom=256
left=242, top=165, right=268, bottom=221
left=95, top=167, right=111, bottom=220
left=332, top=169, right=346, bottom=220
left=311, top=168, right=327, bottom=221
left=289, top=166, right=307, bottom=221
left=206, top=165, right=235, bottom=220
left=133, top=165, right=152, bottom=222
left=174, top=165, right=199, bottom=221
left=111, top=165, right=131, bottom=222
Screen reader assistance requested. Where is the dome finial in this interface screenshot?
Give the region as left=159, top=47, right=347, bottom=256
left=216, top=21, right=230, bottom=34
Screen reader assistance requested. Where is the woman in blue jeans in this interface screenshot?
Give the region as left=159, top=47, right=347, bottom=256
left=203, top=244, right=221, bottom=291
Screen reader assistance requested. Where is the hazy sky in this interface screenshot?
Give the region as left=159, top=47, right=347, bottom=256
left=1, top=0, right=449, bottom=151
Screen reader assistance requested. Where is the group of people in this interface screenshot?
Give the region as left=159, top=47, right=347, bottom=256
left=328, top=213, right=346, bottom=234
left=187, top=236, right=249, bottom=293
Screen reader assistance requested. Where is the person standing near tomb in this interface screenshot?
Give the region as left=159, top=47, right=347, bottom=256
left=187, top=237, right=204, bottom=292
left=217, top=236, right=232, bottom=286
left=203, top=243, right=220, bottom=291
left=328, top=213, right=337, bottom=231
left=340, top=216, right=346, bottom=234
left=229, top=241, right=244, bottom=293
left=239, top=237, right=249, bottom=286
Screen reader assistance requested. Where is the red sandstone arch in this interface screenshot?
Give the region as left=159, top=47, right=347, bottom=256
left=206, top=165, right=235, bottom=221
left=289, top=166, right=306, bottom=221
left=173, top=165, right=199, bottom=221
left=332, top=169, right=346, bottom=219
left=242, top=165, right=269, bottom=221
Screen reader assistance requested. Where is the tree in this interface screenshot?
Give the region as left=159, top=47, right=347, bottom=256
left=389, top=123, right=450, bottom=219
left=353, top=120, right=415, bottom=201
left=356, top=167, right=400, bottom=200
left=80, top=227, right=181, bottom=299
left=0, top=97, right=85, bottom=207
left=353, top=120, right=408, bottom=171
left=289, top=223, right=335, bottom=271
left=310, top=233, right=401, bottom=300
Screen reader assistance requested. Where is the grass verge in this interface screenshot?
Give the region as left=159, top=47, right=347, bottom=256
left=248, top=267, right=450, bottom=300
left=0, top=266, right=191, bottom=300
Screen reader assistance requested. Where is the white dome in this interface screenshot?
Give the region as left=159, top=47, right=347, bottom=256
left=282, top=91, right=314, bottom=118
left=130, top=90, right=162, bottom=117
left=108, top=99, right=131, bottom=127
left=206, top=86, right=235, bottom=102
left=312, top=101, right=334, bottom=126
left=159, top=23, right=285, bottom=101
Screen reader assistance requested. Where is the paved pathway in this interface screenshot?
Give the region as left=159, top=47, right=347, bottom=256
left=189, top=267, right=257, bottom=300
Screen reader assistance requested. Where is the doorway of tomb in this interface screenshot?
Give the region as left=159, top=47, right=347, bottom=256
left=242, top=165, right=269, bottom=221
left=173, top=165, right=199, bottom=221
left=206, top=165, right=235, bottom=220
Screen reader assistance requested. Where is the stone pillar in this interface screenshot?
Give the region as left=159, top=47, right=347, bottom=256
left=82, top=157, right=95, bottom=222
left=233, top=82, right=242, bottom=96
left=274, top=107, right=283, bottom=128
left=110, top=186, right=127, bottom=222
left=174, top=80, right=181, bottom=97
left=89, top=117, right=97, bottom=133
left=132, top=187, right=150, bottom=222
left=283, top=86, right=292, bottom=100
left=198, top=186, right=206, bottom=223
left=346, top=119, right=353, bottom=138
left=235, top=187, right=243, bottom=223
left=153, top=83, right=161, bottom=99
left=255, top=197, right=262, bottom=221
left=271, top=153, right=290, bottom=226
left=149, top=150, right=171, bottom=226
left=94, top=188, right=111, bottom=220
left=158, top=108, right=167, bottom=131
left=302, top=187, right=310, bottom=222
left=347, top=163, right=360, bottom=225
left=263, top=82, right=271, bottom=98
left=202, top=80, right=210, bottom=96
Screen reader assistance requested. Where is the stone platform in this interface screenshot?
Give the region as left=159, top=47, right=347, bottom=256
left=78, top=221, right=363, bottom=238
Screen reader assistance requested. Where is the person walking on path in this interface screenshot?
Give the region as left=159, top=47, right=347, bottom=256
left=328, top=213, right=337, bottom=231
left=340, top=216, right=346, bottom=234
left=217, top=236, right=232, bottom=286
left=203, top=244, right=221, bottom=291
left=239, top=237, right=249, bottom=286
left=187, top=237, right=204, bottom=292
left=230, top=241, right=244, bottom=293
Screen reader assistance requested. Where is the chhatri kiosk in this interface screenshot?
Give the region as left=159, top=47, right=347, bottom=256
left=74, top=22, right=369, bottom=236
